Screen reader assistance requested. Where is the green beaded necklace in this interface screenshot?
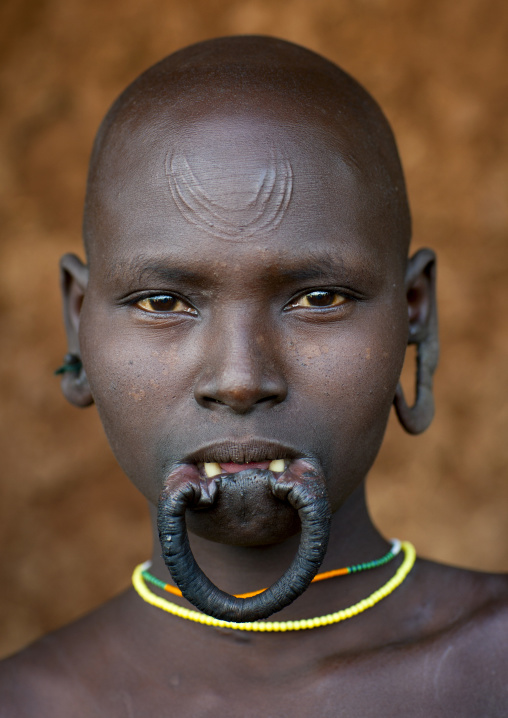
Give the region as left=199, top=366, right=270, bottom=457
left=142, top=538, right=401, bottom=599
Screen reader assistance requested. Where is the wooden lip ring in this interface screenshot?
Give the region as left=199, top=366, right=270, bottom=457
left=157, top=463, right=331, bottom=623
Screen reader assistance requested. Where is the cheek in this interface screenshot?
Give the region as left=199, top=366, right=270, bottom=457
left=79, top=313, right=197, bottom=497
left=284, top=316, right=406, bottom=500
left=288, top=323, right=404, bottom=409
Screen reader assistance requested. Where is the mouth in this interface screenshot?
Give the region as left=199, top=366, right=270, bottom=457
left=184, top=439, right=300, bottom=479
left=198, top=458, right=288, bottom=478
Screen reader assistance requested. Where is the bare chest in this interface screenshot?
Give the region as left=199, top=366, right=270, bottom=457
left=72, top=640, right=506, bottom=718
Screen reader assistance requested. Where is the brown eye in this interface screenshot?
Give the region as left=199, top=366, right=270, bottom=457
left=290, top=290, right=347, bottom=309
left=136, top=295, right=196, bottom=314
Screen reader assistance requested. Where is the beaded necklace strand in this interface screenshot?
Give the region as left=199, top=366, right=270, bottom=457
left=142, top=538, right=401, bottom=599
left=131, top=540, right=416, bottom=632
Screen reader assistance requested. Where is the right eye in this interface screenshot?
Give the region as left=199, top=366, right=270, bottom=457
left=135, top=294, right=197, bottom=314
left=286, top=290, right=348, bottom=310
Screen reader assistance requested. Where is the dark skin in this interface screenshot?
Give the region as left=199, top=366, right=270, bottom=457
left=2, top=37, right=507, bottom=717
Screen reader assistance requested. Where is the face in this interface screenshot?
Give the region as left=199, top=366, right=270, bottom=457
left=75, top=112, right=409, bottom=545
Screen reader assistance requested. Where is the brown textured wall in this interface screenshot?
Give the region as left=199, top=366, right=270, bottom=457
left=0, top=0, right=507, bottom=658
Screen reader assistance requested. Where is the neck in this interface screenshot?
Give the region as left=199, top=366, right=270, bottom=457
left=146, top=482, right=392, bottom=620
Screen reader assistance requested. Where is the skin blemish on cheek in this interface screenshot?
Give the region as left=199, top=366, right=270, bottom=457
left=129, top=388, right=146, bottom=402
left=365, top=347, right=371, bottom=360
left=165, top=147, right=293, bottom=241
left=148, top=348, right=180, bottom=373
left=296, top=343, right=330, bottom=360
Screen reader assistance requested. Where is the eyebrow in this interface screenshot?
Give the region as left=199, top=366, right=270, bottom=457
left=106, top=248, right=365, bottom=289
left=275, top=253, right=346, bottom=283
left=107, top=257, right=207, bottom=286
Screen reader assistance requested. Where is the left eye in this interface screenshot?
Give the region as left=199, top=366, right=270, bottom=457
left=287, top=290, right=347, bottom=309
left=135, top=295, right=196, bottom=314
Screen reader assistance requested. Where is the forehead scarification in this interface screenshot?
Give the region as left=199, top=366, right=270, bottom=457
left=83, top=36, right=411, bottom=263
left=165, top=144, right=293, bottom=242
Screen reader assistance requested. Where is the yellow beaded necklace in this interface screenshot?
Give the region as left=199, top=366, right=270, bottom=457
left=132, top=540, right=416, bottom=632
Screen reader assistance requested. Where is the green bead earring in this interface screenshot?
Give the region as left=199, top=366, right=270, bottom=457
left=54, top=353, right=83, bottom=375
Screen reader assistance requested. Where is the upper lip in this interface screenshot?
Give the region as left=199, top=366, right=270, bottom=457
left=184, top=439, right=301, bottom=465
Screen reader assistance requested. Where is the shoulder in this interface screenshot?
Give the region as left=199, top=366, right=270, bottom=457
left=0, top=635, right=86, bottom=718
left=402, top=560, right=508, bottom=715
left=0, top=591, right=142, bottom=718
left=431, top=591, right=508, bottom=715
left=410, top=557, right=508, bottom=649
left=446, top=571, right=508, bottom=673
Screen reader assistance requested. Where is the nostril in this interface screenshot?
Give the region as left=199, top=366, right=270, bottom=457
left=256, top=395, right=278, bottom=405
left=195, top=371, right=288, bottom=413
left=200, top=393, right=281, bottom=411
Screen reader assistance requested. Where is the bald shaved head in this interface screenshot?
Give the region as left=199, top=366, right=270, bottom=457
left=83, top=36, right=411, bottom=263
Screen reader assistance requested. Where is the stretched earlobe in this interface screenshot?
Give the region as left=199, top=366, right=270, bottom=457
left=58, top=355, right=94, bottom=407
left=394, top=248, right=439, bottom=435
left=59, top=253, right=94, bottom=408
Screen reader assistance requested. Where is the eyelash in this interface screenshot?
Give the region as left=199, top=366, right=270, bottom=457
left=133, top=294, right=198, bottom=315
left=131, top=288, right=352, bottom=316
left=284, top=289, right=350, bottom=311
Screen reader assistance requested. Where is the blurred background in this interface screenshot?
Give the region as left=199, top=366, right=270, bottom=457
left=1, top=0, right=507, bottom=659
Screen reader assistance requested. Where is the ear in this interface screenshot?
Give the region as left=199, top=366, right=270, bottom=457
left=393, top=248, right=439, bottom=434
left=59, top=253, right=93, bottom=407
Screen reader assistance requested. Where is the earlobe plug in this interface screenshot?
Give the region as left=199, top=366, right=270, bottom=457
left=54, top=353, right=83, bottom=375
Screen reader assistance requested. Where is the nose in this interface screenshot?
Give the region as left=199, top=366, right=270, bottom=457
left=194, top=317, right=288, bottom=414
